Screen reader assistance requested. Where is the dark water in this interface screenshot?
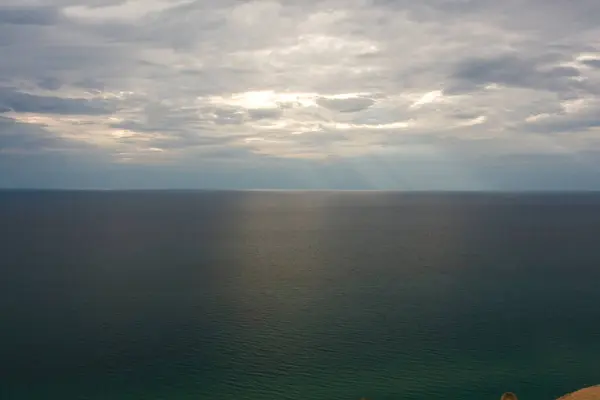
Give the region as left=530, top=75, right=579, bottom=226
left=1, top=191, right=599, bottom=400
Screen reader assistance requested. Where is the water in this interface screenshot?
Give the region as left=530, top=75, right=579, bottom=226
left=1, top=191, right=599, bottom=400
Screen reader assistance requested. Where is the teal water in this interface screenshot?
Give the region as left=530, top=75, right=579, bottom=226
left=1, top=192, right=599, bottom=399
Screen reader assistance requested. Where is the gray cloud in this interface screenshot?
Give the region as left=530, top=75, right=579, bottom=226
left=115, top=131, right=237, bottom=150
left=0, top=116, right=85, bottom=152
left=525, top=111, right=600, bottom=134
left=0, top=4, right=137, bottom=90
left=37, top=77, right=63, bottom=91
left=0, top=6, right=61, bottom=26
left=582, top=59, right=600, bottom=69
left=248, top=108, right=283, bottom=120
left=316, top=97, right=376, bottom=113
left=371, top=0, right=600, bottom=35
left=0, top=87, right=113, bottom=115
left=213, top=107, right=247, bottom=125
left=448, top=54, right=582, bottom=93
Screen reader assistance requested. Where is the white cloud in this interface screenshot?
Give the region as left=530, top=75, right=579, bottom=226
left=459, top=115, right=487, bottom=127
left=410, top=90, right=444, bottom=109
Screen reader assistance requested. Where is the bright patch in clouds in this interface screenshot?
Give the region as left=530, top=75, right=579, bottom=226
left=219, top=91, right=318, bottom=109
left=410, top=90, right=444, bottom=109
left=332, top=121, right=414, bottom=130
left=460, top=116, right=487, bottom=127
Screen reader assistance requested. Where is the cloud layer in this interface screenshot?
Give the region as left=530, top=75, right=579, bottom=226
left=2, top=0, right=600, bottom=188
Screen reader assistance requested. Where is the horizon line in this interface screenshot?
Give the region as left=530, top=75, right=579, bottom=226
left=2, top=188, right=600, bottom=193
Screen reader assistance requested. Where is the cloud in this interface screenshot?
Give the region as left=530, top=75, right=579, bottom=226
left=248, top=108, right=283, bottom=120
left=0, top=6, right=61, bottom=26
left=316, top=96, right=375, bottom=113
left=1, top=0, right=600, bottom=188
left=212, top=107, right=247, bottom=125
left=37, top=77, right=63, bottom=91
left=524, top=104, right=600, bottom=135
left=0, top=87, right=113, bottom=115
left=0, top=116, right=89, bottom=153
left=410, top=91, right=444, bottom=109
left=448, top=54, right=582, bottom=93
left=582, top=59, right=600, bottom=69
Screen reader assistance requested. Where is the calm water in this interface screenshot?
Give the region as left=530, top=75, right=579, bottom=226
left=1, top=191, right=599, bottom=400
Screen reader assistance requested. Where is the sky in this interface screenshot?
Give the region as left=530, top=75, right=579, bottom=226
left=2, top=0, right=600, bottom=190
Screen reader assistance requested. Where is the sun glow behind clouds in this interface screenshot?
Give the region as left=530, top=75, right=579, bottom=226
left=212, top=91, right=379, bottom=110
left=222, top=91, right=318, bottom=109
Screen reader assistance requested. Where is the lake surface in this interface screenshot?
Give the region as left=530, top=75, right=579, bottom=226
left=1, top=191, right=599, bottom=400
